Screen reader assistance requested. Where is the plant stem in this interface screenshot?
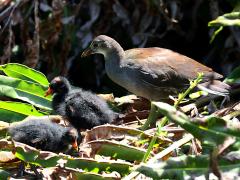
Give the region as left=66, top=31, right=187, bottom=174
left=141, top=73, right=203, bottom=162
left=142, top=134, right=158, bottom=163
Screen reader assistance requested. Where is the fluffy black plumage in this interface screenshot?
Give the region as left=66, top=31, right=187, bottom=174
left=48, top=76, right=116, bottom=130
left=8, top=119, right=79, bottom=153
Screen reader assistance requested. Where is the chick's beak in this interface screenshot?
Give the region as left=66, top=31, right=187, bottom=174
left=72, top=139, right=78, bottom=150
left=81, top=47, right=93, bottom=58
left=45, top=87, right=53, bottom=97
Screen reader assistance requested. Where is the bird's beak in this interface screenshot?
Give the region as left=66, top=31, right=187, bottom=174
left=81, top=47, right=93, bottom=58
left=45, top=87, right=53, bottom=97
left=72, top=139, right=78, bottom=150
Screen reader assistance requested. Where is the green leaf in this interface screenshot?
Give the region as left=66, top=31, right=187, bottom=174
left=0, top=101, right=45, bottom=123
left=208, top=12, right=240, bottom=27
left=66, top=157, right=131, bottom=176
left=14, top=141, right=132, bottom=176
left=153, top=102, right=240, bottom=146
left=209, top=26, right=223, bottom=43
left=0, top=75, right=52, bottom=110
left=71, top=171, right=112, bottom=180
left=0, top=169, right=10, bottom=180
left=224, top=65, right=240, bottom=84
left=0, top=63, right=49, bottom=86
left=89, top=140, right=147, bottom=161
left=208, top=12, right=240, bottom=42
left=189, top=90, right=208, bottom=99
left=136, top=154, right=240, bottom=179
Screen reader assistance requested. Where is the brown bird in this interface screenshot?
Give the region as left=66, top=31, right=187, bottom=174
left=82, top=35, right=230, bottom=101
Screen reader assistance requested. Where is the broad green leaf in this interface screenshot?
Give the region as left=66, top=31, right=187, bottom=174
left=72, top=171, right=112, bottom=180
left=208, top=12, right=240, bottom=27
left=89, top=140, right=147, bottom=161
left=15, top=146, right=60, bottom=167
left=0, top=169, right=10, bottom=180
left=14, top=141, right=132, bottom=176
left=66, top=157, right=131, bottom=176
left=153, top=102, right=240, bottom=146
left=0, top=101, right=45, bottom=123
left=136, top=154, right=240, bottom=179
left=224, top=65, right=240, bottom=84
left=0, top=75, right=52, bottom=110
left=0, top=63, right=49, bottom=86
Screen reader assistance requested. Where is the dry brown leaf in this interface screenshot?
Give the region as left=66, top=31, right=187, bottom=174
left=0, top=139, right=14, bottom=149
left=0, top=151, right=16, bottom=162
left=83, top=124, right=172, bottom=147
left=98, top=93, right=115, bottom=102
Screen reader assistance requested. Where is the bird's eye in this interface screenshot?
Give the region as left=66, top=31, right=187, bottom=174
left=92, top=43, right=98, bottom=48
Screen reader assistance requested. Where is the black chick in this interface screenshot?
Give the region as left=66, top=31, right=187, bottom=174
left=8, top=119, right=79, bottom=153
left=45, top=76, right=116, bottom=130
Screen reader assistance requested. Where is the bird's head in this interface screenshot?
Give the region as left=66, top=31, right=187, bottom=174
left=62, top=128, right=80, bottom=151
left=45, top=76, right=71, bottom=96
left=81, top=35, right=123, bottom=59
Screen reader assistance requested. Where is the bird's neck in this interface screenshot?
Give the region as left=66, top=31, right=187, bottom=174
left=52, top=92, right=68, bottom=107
left=104, top=47, right=127, bottom=86
left=105, top=37, right=125, bottom=62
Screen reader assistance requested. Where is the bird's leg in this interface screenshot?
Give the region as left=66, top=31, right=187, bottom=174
left=15, top=162, right=39, bottom=178
left=30, top=164, right=42, bottom=179
left=207, top=100, right=218, bottom=114
left=136, top=116, right=144, bottom=125
left=16, top=161, right=25, bottom=177
left=220, top=95, right=230, bottom=109
left=190, top=104, right=199, bottom=117
left=140, top=102, right=160, bottom=130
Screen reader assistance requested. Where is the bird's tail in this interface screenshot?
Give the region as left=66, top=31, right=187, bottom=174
left=197, top=80, right=230, bottom=96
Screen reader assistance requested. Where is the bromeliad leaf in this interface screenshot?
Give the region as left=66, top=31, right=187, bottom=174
left=0, top=63, right=49, bottom=86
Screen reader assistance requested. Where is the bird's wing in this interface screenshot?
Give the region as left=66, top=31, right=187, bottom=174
left=124, top=48, right=222, bottom=89
left=31, top=137, right=43, bottom=144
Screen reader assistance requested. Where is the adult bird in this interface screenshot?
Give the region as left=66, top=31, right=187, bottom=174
left=45, top=76, right=116, bottom=130
left=81, top=35, right=230, bottom=101
left=8, top=119, right=79, bottom=153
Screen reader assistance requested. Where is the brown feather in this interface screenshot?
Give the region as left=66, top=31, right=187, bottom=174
left=125, top=47, right=222, bottom=80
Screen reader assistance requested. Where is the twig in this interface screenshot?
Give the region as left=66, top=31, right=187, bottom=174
left=148, top=133, right=194, bottom=163
left=33, top=0, right=39, bottom=67
left=0, top=0, right=30, bottom=34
